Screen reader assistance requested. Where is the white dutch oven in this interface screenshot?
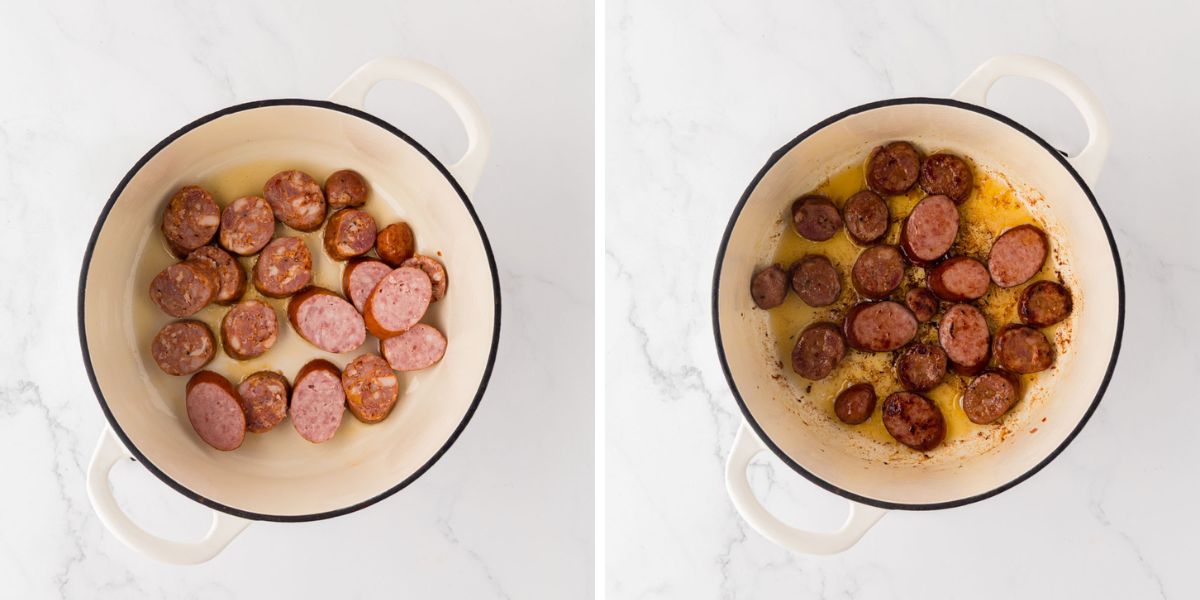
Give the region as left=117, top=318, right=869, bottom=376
left=79, top=59, right=499, bottom=564
left=715, top=56, right=1123, bottom=553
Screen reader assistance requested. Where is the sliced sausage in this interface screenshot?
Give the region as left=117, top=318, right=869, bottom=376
left=401, top=255, right=448, bottom=301
left=325, top=169, right=369, bottom=210
left=918, top=153, right=973, bottom=203
left=843, top=301, right=917, bottom=352
left=363, top=266, right=433, bottom=338
left=993, top=324, right=1055, bottom=374
left=791, top=322, right=846, bottom=380
left=750, top=264, right=788, bottom=309
left=150, top=320, right=215, bottom=376
left=851, top=245, right=905, bottom=299
left=866, top=142, right=920, bottom=195
left=790, top=254, right=841, bottom=307
left=342, top=258, right=392, bottom=313
left=218, top=195, right=275, bottom=255
left=895, top=343, right=948, bottom=392
left=834, top=383, right=876, bottom=425
left=187, top=245, right=246, bottom=305
left=290, top=359, right=346, bottom=444
left=842, top=190, right=890, bottom=245
left=237, top=371, right=290, bottom=433
left=937, top=303, right=990, bottom=375
left=148, top=260, right=218, bottom=318
left=161, top=185, right=220, bottom=257
left=927, top=256, right=989, bottom=302
left=253, top=236, right=312, bottom=298
left=185, top=371, right=246, bottom=451
left=790, top=195, right=842, bottom=242
left=904, top=288, right=939, bottom=322
left=342, top=353, right=400, bottom=423
left=287, top=288, right=367, bottom=353
left=220, top=299, right=279, bottom=360
left=1019, top=280, right=1073, bottom=328
left=882, top=392, right=945, bottom=451
left=376, top=222, right=416, bottom=267
left=323, top=208, right=377, bottom=261
left=381, top=324, right=448, bottom=372
left=264, top=170, right=326, bottom=232
left=988, top=225, right=1048, bottom=288
left=900, top=194, right=959, bottom=265
left=961, top=370, right=1020, bottom=424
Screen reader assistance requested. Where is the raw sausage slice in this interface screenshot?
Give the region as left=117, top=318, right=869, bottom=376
left=834, top=383, right=876, bottom=424
left=851, top=245, right=905, bottom=299
left=918, top=153, right=973, bottom=203
left=161, top=185, right=220, bottom=257
left=264, top=170, right=326, bottom=232
left=900, top=194, right=959, bottom=265
left=866, top=142, right=920, bottom=195
left=1019, top=280, right=1073, bottom=328
left=895, top=343, right=948, bottom=392
left=323, top=208, right=377, bottom=261
left=961, top=370, right=1020, bottom=424
left=220, top=299, right=278, bottom=360
left=253, top=236, right=312, bottom=298
left=218, top=196, right=275, bottom=256
left=342, top=258, right=392, bottom=313
left=290, top=359, right=345, bottom=444
left=882, top=392, right=945, bottom=451
left=376, top=222, right=416, bottom=267
left=904, top=288, right=939, bottom=322
left=381, top=324, right=448, bottom=372
left=842, top=190, right=890, bottom=245
left=750, top=264, right=788, bottom=309
left=843, top=301, right=917, bottom=352
left=937, top=303, right=990, bottom=375
left=790, top=254, right=841, bottom=307
left=927, top=256, right=989, bottom=302
left=149, top=260, right=218, bottom=318
left=993, top=325, right=1055, bottom=374
left=151, top=320, right=215, bottom=376
left=988, top=225, right=1048, bottom=288
left=287, top=288, right=367, bottom=353
left=185, top=371, right=246, bottom=451
left=237, top=371, right=290, bottom=433
left=363, top=267, right=432, bottom=338
left=790, top=195, right=842, bottom=242
left=187, top=245, right=246, bottom=305
left=791, top=322, right=846, bottom=380
left=401, top=255, right=448, bottom=301
left=342, top=353, right=400, bottom=423
left=325, top=169, right=369, bottom=210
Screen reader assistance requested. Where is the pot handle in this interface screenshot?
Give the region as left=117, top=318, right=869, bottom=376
left=86, top=427, right=250, bottom=564
left=950, top=54, right=1110, bottom=186
left=725, top=421, right=887, bottom=554
left=328, top=58, right=492, bottom=195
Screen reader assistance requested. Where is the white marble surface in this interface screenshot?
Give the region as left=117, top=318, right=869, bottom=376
left=0, top=0, right=592, bottom=597
left=607, top=1, right=1197, bottom=598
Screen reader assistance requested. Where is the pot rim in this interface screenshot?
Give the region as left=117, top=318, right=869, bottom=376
left=77, top=98, right=502, bottom=522
left=712, top=96, right=1125, bottom=511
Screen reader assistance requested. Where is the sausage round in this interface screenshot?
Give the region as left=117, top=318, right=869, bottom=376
left=843, top=301, right=917, bottom=352
left=961, top=370, right=1020, bottom=424
left=401, top=255, right=448, bottom=302
left=381, top=324, right=448, bottom=372
left=325, top=169, right=369, bottom=210
left=264, top=170, right=327, bottom=232
left=236, top=371, right=290, bottom=433
left=218, top=195, right=275, bottom=256
left=988, top=224, right=1048, bottom=288
left=918, top=153, right=973, bottom=203
left=161, top=185, right=220, bottom=257
left=750, top=264, right=788, bottom=309
left=342, top=353, right=401, bottom=423
left=993, top=324, right=1055, bottom=374
left=323, top=208, right=377, bottom=261
left=287, top=288, right=367, bottom=353
left=187, top=245, right=246, bottom=305
left=185, top=370, right=246, bottom=451
left=220, top=299, right=279, bottom=360
left=900, top=194, right=960, bottom=265
left=376, top=222, right=416, bottom=267
left=927, top=256, right=989, bottom=302
left=290, top=359, right=346, bottom=444
left=790, top=254, right=841, bottom=307
left=937, top=303, right=990, bottom=374
left=834, top=383, right=876, bottom=425
left=790, top=195, right=842, bottom=242
left=791, top=322, right=846, bottom=380
left=904, top=287, right=939, bottom=322
left=253, top=236, right=313, bottom=298
left=851, top=245, right=905, bottom=299
left=363, top=266, right=433, bottom=338
left=866, top=142, right=920, bottom=195
left=342, top=258, right=393, bottom=313
left=148, top=260, right=218, bottom=318
left=895, top=343, right=948, bottom=392
left=882, top=392, right=945, bottom=451
left=151, top=320, right=215, bottom=376
left=842, top=190, right=890, bottom=245
left=1019, top=280, right=1073, bottom=328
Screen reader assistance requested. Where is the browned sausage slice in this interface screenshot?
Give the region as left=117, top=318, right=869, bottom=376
left=401, top=255, right=448, bottom=301
left=290, top=359, right=345, bottom=443
left=882, top=392, right=945, bottom=451
left=851, top=245, right=905, bottom=299
left=843, top=301, right=917, bottom=352
left=791, top=195, right=842, bottom=242
left=151, top=320, right=215, bottom=376
left=161, top=185, right=220, bottom=257
left=323, top=208, right=377, bottom=261
left=149, top=260, right=218, bottom=318
left=895, top=343, right=948, bottom=392
left=287, top=288, right=367, bottom=353
left=918, top=153, right=973, bottom=203
left=988, top=225, right=1048, bottom=288
left=187, top=245, right=246, bottom=305
left=834, top=383, right=876, bottom=424
left=1019, top=281, right=1073, bottom=327
left=866, top=142, right=920, bottom=195
left=961, top=370, right=1020, bottom=424
left=927, top=256, right=989, bottom=302
left=363, top=266, right=432, bottom=338
left=993, top=325, right=1055, bottom=374
left=253, top=237, right=313, bottom=298
left=842, top=190, right=890, bottom=245
left=237, top=371, right=290, bottom=433
left=900, top=194, right=959, bottom=265
left=381, top=324, right=448, bottom=371
left=325, top=169, right=369, bottom=210
left=791, top=322, right=846, bottom=380
left=376, top=222, right=416, bottom=267
left=937, top=303, right=990, bottom=375
left=220, top=299, right=279, bottom=360
left=264, top=170, right=326, bottom=232
left=218, top=196, right=275, bottom=256
left=342, top=258, right=392, bottom=313
left=342, top=353, right=400, bottom=423
left=904, top=288, right=939, bottom=322
left=185, top=370, right=246, bottom=451
left=750, top=264, right=788, bottom=309
left=790, top=254, right=841, bottom=307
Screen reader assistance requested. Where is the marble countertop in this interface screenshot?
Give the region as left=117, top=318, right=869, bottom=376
left=0, top=0, right=593, bottom=597
left=607, top=1, right=1196, bottom=598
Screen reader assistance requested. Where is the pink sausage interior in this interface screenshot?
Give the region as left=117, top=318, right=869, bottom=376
left=186, top=382, right=246, bottom=451
left=290, top=368, right=346, bottom=443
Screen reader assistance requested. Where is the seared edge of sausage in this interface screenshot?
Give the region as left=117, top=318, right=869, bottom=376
left=325, top=169, right=369, bottom=210
left=341, top=353, right=400, bottom=423
left=376, top=222, right=416, bottom=267
left=401, top=255, right=449, bottom=302
left=323, top=208, right=378, bottom=261
left=363, top=266, right=433, bottom=338
left=185, top=370, right=246, bottom=451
